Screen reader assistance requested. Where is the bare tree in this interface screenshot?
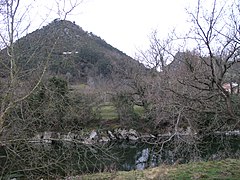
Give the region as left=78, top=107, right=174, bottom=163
left=137, top=30, right=175, bottom=72
left=127, top=0, right=240, bottom=164
left=0, top=1, right=117, bottom=179
left=186, top=0, right=240, bottom=118
left=0, top=0, right=82, bottom=134
left=146, top=0, right=240, bottom=131
left=56, top=0, right=83, bottom=20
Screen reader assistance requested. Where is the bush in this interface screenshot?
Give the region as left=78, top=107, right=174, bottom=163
left=112, top=92, right=138, bottom=126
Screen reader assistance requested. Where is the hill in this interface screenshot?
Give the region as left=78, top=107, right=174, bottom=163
left=0, top=19, right=142, bottom=85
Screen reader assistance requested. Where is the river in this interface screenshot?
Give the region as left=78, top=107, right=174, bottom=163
left=0, top=133, right=240, bottom=179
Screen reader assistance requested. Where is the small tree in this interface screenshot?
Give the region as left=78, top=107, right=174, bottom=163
left=0, top=0, right=81, bottom=134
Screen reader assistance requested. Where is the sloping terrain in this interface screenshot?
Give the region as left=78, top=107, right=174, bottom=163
left=0, top=19, right=142, bottom=85
left=78, top=159, right=240, bottom=180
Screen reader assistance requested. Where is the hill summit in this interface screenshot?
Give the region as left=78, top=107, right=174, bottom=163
left=2, top=19, right=139, bottom=84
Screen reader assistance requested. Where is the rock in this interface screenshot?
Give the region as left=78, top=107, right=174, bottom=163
left=99, top=136, right=110, bottom=143
left=128, top=129, right=139, bottom=141
left=119, top=129, right=128, bottom=139
left=80, top=130, right=98, bottom=145
left=129, top=129, right=138, bottom=136
left=82, top=138, right=93, bottom=145
left=29, top=128, right=167, bottom=145
left=89, top=130, right=98, bottom=140
left=107, top=130, right=116, bottom=140
left=78, top=130, right=98, bottom=144
left=62, top=132, right=76, bottom=142
left=226, top=130, right=240, bottom=136
left=113, top=128, right=121, bottom=139
left=51, top=132, right=61, bottom=139
left=43, top=132, right=52, bottom=143
left=114, top=128, right=128, bottom=139
left=31, top=132, right=43, bottom=143
left=158, top=132, right=171, bottom=137
left=186, top=126, right=192, bottom=135
left=141, top=133, right=156, bottom=139
left=128, top=135, right=139, bottom=141
left=112, top=128, right=140, bottom=141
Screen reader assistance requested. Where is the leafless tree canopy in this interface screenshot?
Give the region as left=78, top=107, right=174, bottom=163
left=132, top=0, right=240, bottom=153
left=0, top=0, right=240, bottom=178
left=0, top=1, right=116, bottom=179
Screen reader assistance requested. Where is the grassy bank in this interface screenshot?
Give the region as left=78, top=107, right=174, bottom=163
left=70, top=159, right=240, bottom=180
left=96, top=103, right=144, bottom=120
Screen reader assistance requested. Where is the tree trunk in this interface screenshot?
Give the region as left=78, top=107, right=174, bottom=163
left=0, top=113, right=4, bottom=135
left=224, top=94, right=235, bottom=117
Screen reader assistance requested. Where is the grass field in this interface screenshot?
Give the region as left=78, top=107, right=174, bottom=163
left=69, top=84, right=145, bottom=121
left=73, top=159, right=240, bottom=180
left=96, top=103, right=145, bottom=120
left=98, top=105, right=118, bottom=120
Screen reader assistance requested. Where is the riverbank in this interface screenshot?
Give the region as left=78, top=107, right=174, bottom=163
left=71, top=159, right=240, bottom=180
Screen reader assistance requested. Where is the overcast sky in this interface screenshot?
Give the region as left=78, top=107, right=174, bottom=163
left=74, top=0, right=193, bottom=56
left=73, top=0, right=194, bottom=57
left=21, top=0, right=213, bottom=57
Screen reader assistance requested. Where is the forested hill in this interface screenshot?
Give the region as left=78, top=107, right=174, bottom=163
left=1, top=19, right=141, bottom=83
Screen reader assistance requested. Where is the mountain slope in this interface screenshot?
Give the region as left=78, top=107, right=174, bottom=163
left=1, top=19, right=141, bottom=84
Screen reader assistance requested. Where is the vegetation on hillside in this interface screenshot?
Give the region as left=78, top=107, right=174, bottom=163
left=0, top=19, right=136, bottom=83
left=0, top=0, right=240, bottom=179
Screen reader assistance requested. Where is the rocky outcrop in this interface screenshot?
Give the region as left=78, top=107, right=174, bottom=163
left=215, top=130, right=240, bottom=136
left=113, top=128, right=139, bottom=140
left=31, top=127, right=216, bottom=145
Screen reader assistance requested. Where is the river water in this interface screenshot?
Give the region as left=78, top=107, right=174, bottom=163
left=109, top=134, right=240, bottom=171
left=0, top=134, right=240, bottom=178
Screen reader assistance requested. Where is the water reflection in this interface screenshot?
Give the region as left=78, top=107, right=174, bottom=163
left=1, top=134, right=240, bottom=178
left=135, top=148, right=149, bottom=170
left=114, top=135, right=240, bottom=171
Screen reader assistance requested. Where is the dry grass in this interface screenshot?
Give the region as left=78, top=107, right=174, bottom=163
left=66, top=159, right=240, bottom=180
